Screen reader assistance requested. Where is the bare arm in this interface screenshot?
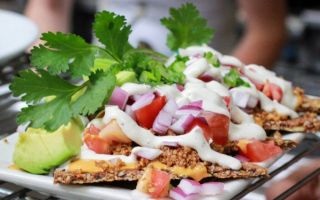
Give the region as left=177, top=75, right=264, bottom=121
left=233, top=0, right=287, bottom=68
left=25, top=0, right=74, bottom=47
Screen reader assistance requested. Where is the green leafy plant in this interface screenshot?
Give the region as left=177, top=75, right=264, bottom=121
left=10, top=11, right=185, bottom=131
left=161, top=3, right=214, bottom=51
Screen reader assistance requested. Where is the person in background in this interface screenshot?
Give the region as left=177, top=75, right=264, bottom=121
left=25, top=0, right=286, bottom=68
left=24, top=1, right=319, bottom=198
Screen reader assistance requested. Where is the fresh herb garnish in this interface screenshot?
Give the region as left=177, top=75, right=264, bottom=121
left=204, top=52, right=220, bottom=67
left=161, top=3, right=214, bottom=51
left=10, top=11, right=185, bottom=131
left=223, top=69, right=250, bottom=88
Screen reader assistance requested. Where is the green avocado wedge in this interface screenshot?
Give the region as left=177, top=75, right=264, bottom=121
left=13, top=119, right=83, bottom=174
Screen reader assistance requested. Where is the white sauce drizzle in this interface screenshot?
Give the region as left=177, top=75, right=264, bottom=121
left=79, top=145, right=162, bottom=164
left=103, top=106, right=241, bottom=170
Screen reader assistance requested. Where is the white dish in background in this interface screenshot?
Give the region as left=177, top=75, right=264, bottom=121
left=0, top=132, right=305, bottom=200
left=0, top=9, right=38, bottom=64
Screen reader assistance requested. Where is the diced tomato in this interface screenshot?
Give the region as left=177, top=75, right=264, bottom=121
left=83, top=134, right=111, bottom=154
left=135, top=96, right=166, bottom=129
left=202, top=112, right=229, bottom=145
left=186, top=117, right=211, bottom=140
left=223, top=96, right=231, bottom=109
left=245, top=140, right=282, bottom=162
left=88, top=124, right=100, bottom=135
left=237, top=139, right=251, bottom=154
left=198, top=74, right=214, bottom=82
left=262, top=82, right=283, bottom=101
left=149, top=169, right=171, bottom=198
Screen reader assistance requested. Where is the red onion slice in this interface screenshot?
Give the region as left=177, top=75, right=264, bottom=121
left=180, top=100, right=203, bottom=110
left=163, top=99, right=178, bottom=115
left=170, top=114, right=194, bottom=134
left=131, top=92, right=155, bottom=111
left=152, top=110, right=173, bottom=134
left=176, top=84, right=184, bottom=91
left=178, top=179, right=201, bottom=195
left=230, top=89, right=258, bottom=109
left=133, top=147, right=162, bottom=160
left=108, top=87, right=129, bottom=110
left=162, top=141, right=179, bottom=147
left=200, top=182, right=224, bottom=195
left=175, top=109, right=201, bottom=117
left=169, top=187, right=199, bottom=200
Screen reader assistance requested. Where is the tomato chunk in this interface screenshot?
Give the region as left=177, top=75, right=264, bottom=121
left=186, top=117, right=211, bottom=140
left=245, top=140, right=282, bottom=162
left=88, top=124, right=100, bottom=135
left=135, top=96, right=166, bottom=129
left=149, top=170, right=171, bottom=198
left=202, top=112, right=229, bottom=145
left=83, top=134, right=111, bottom=154
left=262, top=82, right=283, bottom=101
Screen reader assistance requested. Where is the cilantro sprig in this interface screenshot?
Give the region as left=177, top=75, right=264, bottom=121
left=161, top=3, right=214, bottom=51
left=10, top=10, right=185, bottom=132
left=223, top=69, right=250, bottom=88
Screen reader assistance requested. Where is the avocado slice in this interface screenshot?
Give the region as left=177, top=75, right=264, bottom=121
left=13, top=119, right=83, bottom=174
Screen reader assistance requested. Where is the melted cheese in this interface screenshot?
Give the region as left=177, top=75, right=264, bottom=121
left=149, top=161, right=209, bottom=181
left=68, top=160, right=103, bottom=173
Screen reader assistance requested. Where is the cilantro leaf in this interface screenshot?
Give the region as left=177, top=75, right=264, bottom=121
left=31, top=32, right=99, bottom=77
left=11, top=69, right=116, bottom=131
left=93, top=11, right=132, bottom=60
left=223, top=69, right=250, bottom=88
left=204, top=52, right=220, bottom=67
left=71, top=70, right=116, bottom=115
left=9, top=70, right=78, bottom=103
left=161, top=3, right=214, bottom=50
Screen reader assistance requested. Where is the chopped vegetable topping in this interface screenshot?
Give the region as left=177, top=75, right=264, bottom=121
left=204, top=52, right=220, bottom=67
left=10, top=10, right=185, bottom=131
left=223, top=69, right=250, bottom=88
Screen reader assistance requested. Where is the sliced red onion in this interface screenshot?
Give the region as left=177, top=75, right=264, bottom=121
left=175, top=109, right=201, bottom=117
left=131, top=92, right=155, bottom=111
left=178, top=179, right=201, bottom=195
left=162, top=141, right=179, bottom=147
left=230, top=89, right=258, bottom=109
left=170, top=114, right=194, bottom=134
left=180, top=100, right=202, bottom=110
left=176, top=84, right=184, bottom=91
left=152, top=110, right=173, bottom=134
left=152, top=121, right=168, bottom=134
left=200, top=182, right=224, bottom=195
left=247, top=96, right=259, bottom=108
left=235, top=154, right=249, bottom=162
left=169, top=187, right=199, bottom=200
left=125, top=105, right=136, bottom=120
left=108, top=87, right=129, bottom=110
left=163, top=99, right=178, bottom=115
left=134, top=147, right=162, bottom=160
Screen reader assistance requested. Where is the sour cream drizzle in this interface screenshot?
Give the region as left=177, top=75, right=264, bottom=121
left=103, top=106, right=241, bottom=170
left=179, top=45, right=299, bottom=117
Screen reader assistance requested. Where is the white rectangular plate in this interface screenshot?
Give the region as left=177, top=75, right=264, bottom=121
left=0, top=132, right=305, bottom=200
